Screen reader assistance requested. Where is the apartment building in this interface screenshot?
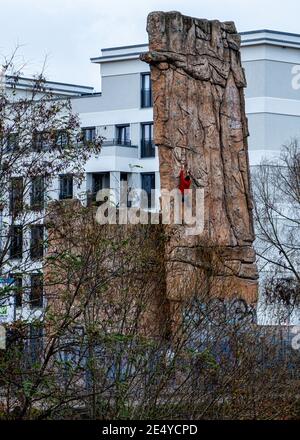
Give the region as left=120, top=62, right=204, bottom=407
left=1, top=29, right=300, bottom=326
left=0, top=80, right=94, bottom=326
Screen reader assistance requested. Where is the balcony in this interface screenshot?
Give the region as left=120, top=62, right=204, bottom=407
left=102, top=139, right=136, bottom=147
left=141, top=139, right=155, bottom=158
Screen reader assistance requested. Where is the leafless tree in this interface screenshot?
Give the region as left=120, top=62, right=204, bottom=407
left=253, top=139, right=300, bottom=317
left=0, top=51, right=101, bottom=317
left=0, top=51, right=101, bottom=418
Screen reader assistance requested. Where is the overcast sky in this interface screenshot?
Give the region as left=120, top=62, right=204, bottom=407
left=1, top=0, right=300, bottom=91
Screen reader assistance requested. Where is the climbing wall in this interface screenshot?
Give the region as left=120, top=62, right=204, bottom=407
left=141, top=11, right=258, bottom=308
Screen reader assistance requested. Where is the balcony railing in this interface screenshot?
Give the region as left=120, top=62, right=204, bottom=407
left=141, top=139, right=155, bottom=158
left=141, top=89, right=153, bottom=108
left=102, top=139, right=136, bottom=147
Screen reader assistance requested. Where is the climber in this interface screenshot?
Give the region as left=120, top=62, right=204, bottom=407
left=179, top=165, right=192, bottom=200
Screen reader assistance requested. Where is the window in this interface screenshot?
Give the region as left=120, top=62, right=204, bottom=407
left=10, top=275, right=22, bottom=308
left=31, top=176, right=45, bottom=210
left=32, top=131, right=49, bottom=152
left=6, top=133, right=19, bottom=152
left=120, top=173, right=131, bottom=208
left=141, top=173, right=155, bottom=208
left=10, top=226, right=23, bottom=259
left=92, top=173, right=103, bottom=196
left=56, top=131, right=69, bottom=149
left=120, top=172, right=128, bottom=182
left=116, top=125, right=130, bottom=146
left=141, top=123, right=155, bottom=158
left=30, top=225, right=44, bottom=260
left=82, top=127, right=96, bottom=144
left=141, top=73, right=152, bottom=108
left=10, top=177, right=23, bottom=215
left=29, top=324, right=43, bottom=364
left=30, top=274, right=43, bottom=308
left=87, top=173, right=109, bottom=205
left=59, top=175, right=73, bottom=200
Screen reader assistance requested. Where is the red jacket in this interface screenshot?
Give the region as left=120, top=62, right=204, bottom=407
left=179, top=170, right=191, bottom=194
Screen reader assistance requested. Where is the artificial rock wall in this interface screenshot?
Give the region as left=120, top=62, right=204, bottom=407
left=141, top=11, right=258, bottom=304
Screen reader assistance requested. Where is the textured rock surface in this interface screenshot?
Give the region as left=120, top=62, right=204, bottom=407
left=141, top=11, right=258, bottom=304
